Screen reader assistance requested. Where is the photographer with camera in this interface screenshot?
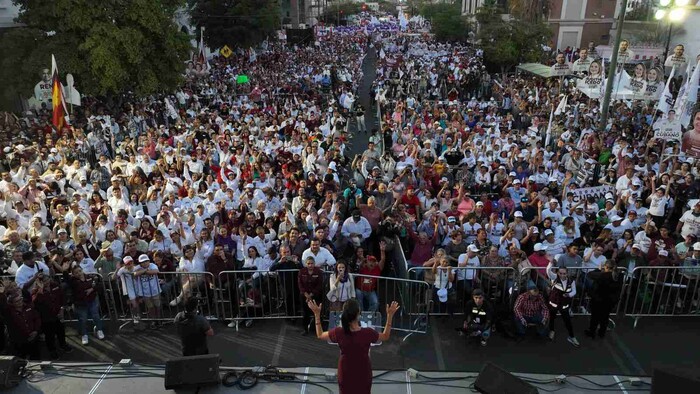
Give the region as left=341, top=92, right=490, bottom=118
left=15, top=251, right=51, bottom=292
left=584, top=260, right=623, bottom=339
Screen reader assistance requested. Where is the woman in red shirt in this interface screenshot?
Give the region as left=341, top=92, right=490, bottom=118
left=307, top=299, right=400, bottom=394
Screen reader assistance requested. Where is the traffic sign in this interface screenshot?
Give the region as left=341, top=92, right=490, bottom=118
left=220, top=45, right=233, bottom=58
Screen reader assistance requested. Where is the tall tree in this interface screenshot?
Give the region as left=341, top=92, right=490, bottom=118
left=476, top=4, right=550, bottom=73
left=418, top=2, right=471, bottom=42
left=0, top=0, right=191, bottom=110
left=190, top=0, right=281, bottom=50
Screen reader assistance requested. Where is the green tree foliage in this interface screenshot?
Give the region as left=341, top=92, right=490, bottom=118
left=190, top=0, right=280, bottom=49
left=418, top=2, right=471, bottom=42
left=319, top=2, right=362, bottom=25
left=476, top=4, right=551, bottom=72
left=0, top=0, right=192, bottom=110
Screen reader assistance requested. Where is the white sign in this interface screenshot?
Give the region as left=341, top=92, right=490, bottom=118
left=550, top=63, right=571, bottom=77
left=654, top=118, right=682, bottom=141
left=569, top=185, right=615, bottom=204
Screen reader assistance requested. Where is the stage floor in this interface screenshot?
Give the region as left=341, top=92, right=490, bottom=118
left=10, top=363, right=652, bottom=393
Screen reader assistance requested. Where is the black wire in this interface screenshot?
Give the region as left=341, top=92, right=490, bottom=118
left=569, top=374, right=652, bottom=387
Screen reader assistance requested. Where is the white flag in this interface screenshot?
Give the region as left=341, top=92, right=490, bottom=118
left=554, top=95, right=567, bottom=115
left=657, top=66, right=676, bottom=115
left=675, top=60, right=700, bottom=126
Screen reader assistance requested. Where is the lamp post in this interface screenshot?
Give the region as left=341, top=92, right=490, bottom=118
left=599, top=0, right=629, bottom=130
left=655, top=0, right=690, bottom=61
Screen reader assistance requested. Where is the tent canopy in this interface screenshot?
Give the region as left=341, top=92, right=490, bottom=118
left=516, top=63, right=553, bottom=78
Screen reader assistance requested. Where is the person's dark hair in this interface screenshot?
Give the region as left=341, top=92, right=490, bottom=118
left=340, top=298, right=361, bottom=335
left=185, top=297, right=198, bottom=314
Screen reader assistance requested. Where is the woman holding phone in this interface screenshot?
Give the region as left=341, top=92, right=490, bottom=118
left=307, top=298, right=399, bottom=394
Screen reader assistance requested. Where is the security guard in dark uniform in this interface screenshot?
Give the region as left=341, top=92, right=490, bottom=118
left=461, top=289, right=493, bottom=346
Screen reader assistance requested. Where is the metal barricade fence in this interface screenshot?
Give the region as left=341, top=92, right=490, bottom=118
left=217, top=269, right=305, bottom=329
left=106, top=271, right=217, bottom=331
left=0, top=272, right=105, bottom=324
left=408, top=266, right=516, bottom=316
left=331, top=272, right=431, bottom=340
left=518, top=266, right=629, bottom=319
left=622, top=266, right=700, bottom=328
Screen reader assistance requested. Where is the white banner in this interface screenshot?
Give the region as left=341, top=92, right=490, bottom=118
left=569, top=185, right=615, bottom=204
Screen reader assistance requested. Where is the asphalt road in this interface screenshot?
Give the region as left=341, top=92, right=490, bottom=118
left=346, top=45, right=378, bottom=159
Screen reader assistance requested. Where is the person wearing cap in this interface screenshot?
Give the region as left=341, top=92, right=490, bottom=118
left=513, top=280, right=550, bottom=339
left=541, top=199, right=563, bottom=226
left=584, top=260, right=624, bottom=339
left=116, top=256, right=142, bottom=323
left=133, top=254, right=163, bottom=329
left=432, top=254, right=455, bottom=315
left=460, top=288, right=493, bottom=346
left=340, top=209, right=372, bottom=251
left=646, top=175, right=671, bottom=228
left=94, top=241, right=120, bottom=278
left=456, top=244, right=481, bottom=302
left=504, top=177, right=526, bottom=202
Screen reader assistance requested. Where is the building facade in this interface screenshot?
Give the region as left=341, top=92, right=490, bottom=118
left=548, top=0, right=620, bottom=50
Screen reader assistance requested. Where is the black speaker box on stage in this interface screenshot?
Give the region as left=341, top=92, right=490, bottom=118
left=651, top=368, right=700, bottom=394
left=0, top=356, right=26, bottom=389
left=474, top=363, right=538, bottom=394
left=164, top=354, right=220, bottom=390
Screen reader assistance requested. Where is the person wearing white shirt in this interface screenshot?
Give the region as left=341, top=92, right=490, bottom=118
left=541, top=199, right=563, bottom=225
left=170, top=246, right=205, bottom=306
left=301, top=239, right=337, bottom=268
left=72, top=249, right=97, bottom=274
left=457, top=245, right=481, bottom=296
left=340, top=210, right=372, bottom=248
left=582, top=244, right=606, bottom=271
left=15, top=253, right=50, bottom=290
left=233, top=229, right=265, bottom=262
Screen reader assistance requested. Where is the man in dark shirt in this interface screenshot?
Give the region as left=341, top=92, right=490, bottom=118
left=297, top=256, right=324, bottom=335
left=461, top=289, right=494, bottom=346
left=579, top=213, right=603, bottom=239
left=174, top=298, right=214, bottom=356
left=514, top=197, right=538, bottom=224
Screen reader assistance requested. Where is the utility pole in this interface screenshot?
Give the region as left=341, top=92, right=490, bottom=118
left=599, top=0, right=628, bottom=131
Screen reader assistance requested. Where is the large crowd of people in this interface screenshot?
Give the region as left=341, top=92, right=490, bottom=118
left=0, top=13, right=699, bottom=362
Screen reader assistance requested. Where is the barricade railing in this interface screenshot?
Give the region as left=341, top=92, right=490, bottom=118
left=0, top=272, right=105, bottom=324
left=337, top=272, right=431, bottom=340
left=622, top=266, right=700, bottom=328
left=217, top=269, right=305, bottom=330
left=518, top=265, right=629, bottom=319
left=407, top=266, right=517, bottom=316
left=107, top=271, right=218, bottom=331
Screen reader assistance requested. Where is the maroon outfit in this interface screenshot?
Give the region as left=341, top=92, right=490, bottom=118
left=328, top=327, right=380, bottom=394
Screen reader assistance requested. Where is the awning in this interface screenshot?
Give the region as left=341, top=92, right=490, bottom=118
left=516, top=63, right=554, bottom=78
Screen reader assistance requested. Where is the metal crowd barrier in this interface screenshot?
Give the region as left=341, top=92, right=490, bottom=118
left=106, top=271, right=218, bottom=332
left=622, top=266, right=700, bottom=328
left=0, top=273, right=105, bottom=325
left=407, top=266, right=516, bottom=316
left=217, top=269, right=304, bottom=330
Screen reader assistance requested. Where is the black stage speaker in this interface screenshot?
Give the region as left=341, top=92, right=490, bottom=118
left=0, top=356, right=26, bottom=389
left=286, top=28, right=314, bottom=46
left=474, top=363, right=538, bottom=394
left=164, top=354, right=220, bottom=390
left=651, top=368, right=700, bottom=394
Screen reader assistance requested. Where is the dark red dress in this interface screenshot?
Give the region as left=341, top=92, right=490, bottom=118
left=329, top=326, right=380, bottom=394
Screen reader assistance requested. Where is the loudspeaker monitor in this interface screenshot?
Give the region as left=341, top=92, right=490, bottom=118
left=0, top=356, right=26, bottom=389
left=651, top=368, right=700, bottom=394
left=164, top=354, right=220, bottom=390
left=474, top=362, right=538, bottom=394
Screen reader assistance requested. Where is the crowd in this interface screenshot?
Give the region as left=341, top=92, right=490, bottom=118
left=0, top=22, right=377, bottom=359
left=0, top=14, right=699, bottom=361
left=367, top=28, right=700, bottom=347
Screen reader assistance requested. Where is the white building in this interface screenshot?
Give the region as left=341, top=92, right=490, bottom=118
left=0, top=0, right=20, bottom=29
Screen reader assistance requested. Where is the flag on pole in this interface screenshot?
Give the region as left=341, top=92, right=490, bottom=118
left=545, top=103, right=555, bottom=147
left=193, top=28, right=210, bottom=71
left=657, top=66, right=676, bottom=115
left=554, top=95, right=568, bottom=115
left=675, top=60, right=700, bottom=126
left=51, top=55, right=69, bottom=131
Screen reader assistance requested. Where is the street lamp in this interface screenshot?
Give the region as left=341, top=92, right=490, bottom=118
left=655, top=0, right=690, bottom=61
